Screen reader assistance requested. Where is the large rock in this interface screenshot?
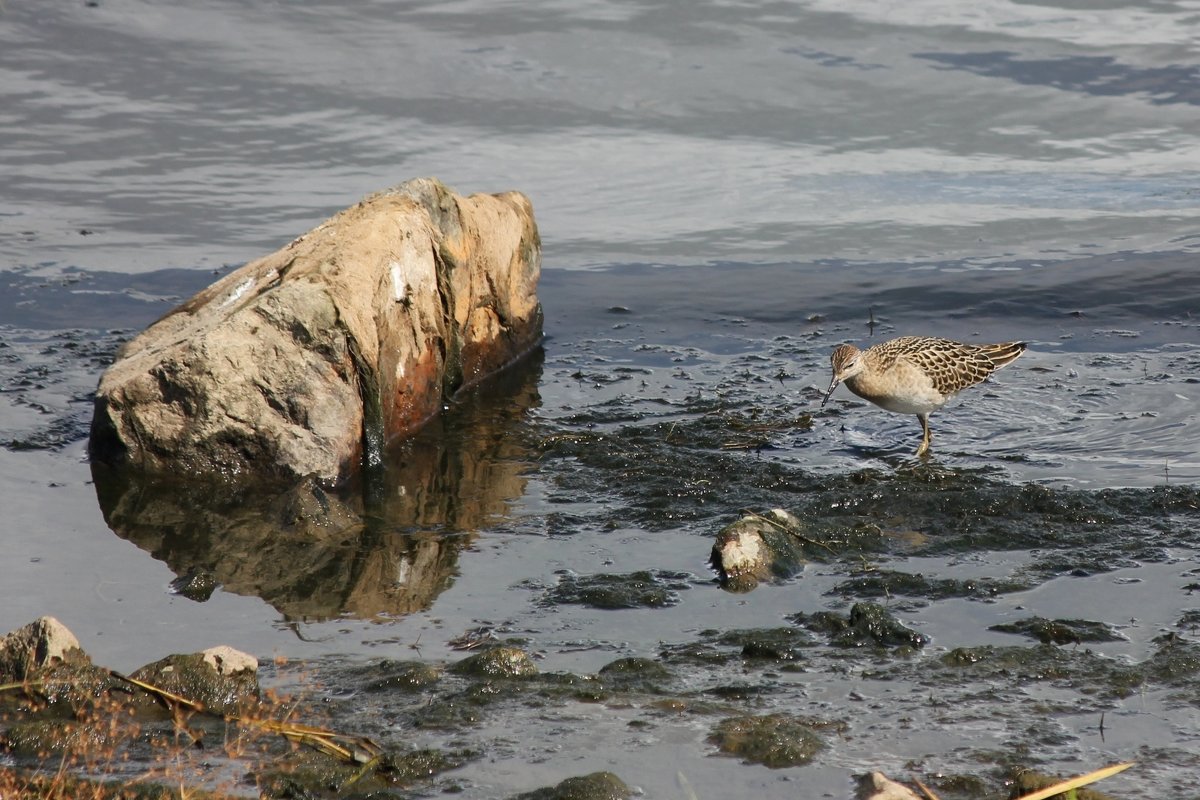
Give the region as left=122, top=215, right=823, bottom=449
left=131, top=647, right=260, bottom=714
left=89, top=178, right=542, bottom=483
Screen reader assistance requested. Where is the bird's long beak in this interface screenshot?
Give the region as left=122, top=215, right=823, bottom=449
left=821, top=377, right=839, bottom=408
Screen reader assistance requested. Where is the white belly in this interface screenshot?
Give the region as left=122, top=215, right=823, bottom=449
left=871, top=391, right=950, bottom=416
left=846, top=374, right=950, bottom=416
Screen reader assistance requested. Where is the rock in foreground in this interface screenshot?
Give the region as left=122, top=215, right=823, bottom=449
left=0, top=616, right=87, bottom=681
left=89, top=177, right=542, bottom=483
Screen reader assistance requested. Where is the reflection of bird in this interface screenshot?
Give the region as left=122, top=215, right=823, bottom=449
left=821, top=336, right=1026, bottom=457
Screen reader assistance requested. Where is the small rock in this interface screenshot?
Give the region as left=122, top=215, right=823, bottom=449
left=856, top=772, right=922, bottom=800
left=0, top=616, right=88, bottom=681
left=708, top=712, right=829, bottom=768
left=511, top=771, right=632, bottom=800
left=714, top=627, right=813, bottom=663
left=363, top=660, right=443, bottom=692
left=597, top=657, right=672, bottom=688
left=989, top=616, right=1124, bottom=645
left=450, top=646, right=538, bottom=678
left=546, top=570, right=691, bottom=609
left=794, top=602, right=929, bottom=650
left=710, top=509, right=810, bottom=591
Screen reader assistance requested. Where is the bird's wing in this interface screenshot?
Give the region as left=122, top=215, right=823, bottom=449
left=896, top=340, right=999, bottom=395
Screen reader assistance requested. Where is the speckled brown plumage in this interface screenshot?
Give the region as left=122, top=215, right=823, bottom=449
left=821, top=336, right=1026, bottom=457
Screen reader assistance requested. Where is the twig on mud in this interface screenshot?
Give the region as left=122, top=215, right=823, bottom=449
left=448, top=626, right=499, bottom=651
left=720, top=438, right=770, bottom=451
left=247, top=718, right=382, bottom=764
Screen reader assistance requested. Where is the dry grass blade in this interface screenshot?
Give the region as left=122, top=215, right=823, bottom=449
left=1014, top=762, right=1135, bottom=800
left=108, top=670, right=380, bottom=763
left=0, top=680, right=44, bottom=694
left=720, top=439, right=770, bottom=450
left=286, top=731, right=354, bottom=761
left=247, top=718, right=382, bottom=763
left=108, top=671, right=380, bottom=765
left=109, top=670, right=205, bottom=712
left=343, top=754, right=385, bottom=788
left=913, top=777, right=940, bottom=799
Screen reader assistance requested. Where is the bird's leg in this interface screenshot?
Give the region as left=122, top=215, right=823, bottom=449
left=915, top=413, right=932, bottom=457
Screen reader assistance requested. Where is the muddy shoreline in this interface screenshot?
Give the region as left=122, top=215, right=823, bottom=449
left=4, top=593, right=1179, bottom=799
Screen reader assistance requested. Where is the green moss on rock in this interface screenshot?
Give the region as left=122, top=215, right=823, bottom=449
left=450, top=646, right=538, bottom=678
left=708, top=713, right=829, bottom=768
left=511, top=771, right=633, bottom=800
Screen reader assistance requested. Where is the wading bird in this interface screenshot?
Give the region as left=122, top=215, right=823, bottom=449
left=822, top=336, right=1026, bottom=456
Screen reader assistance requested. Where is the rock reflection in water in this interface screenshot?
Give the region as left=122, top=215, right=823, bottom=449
left=91, top=351, right=542, bottom=621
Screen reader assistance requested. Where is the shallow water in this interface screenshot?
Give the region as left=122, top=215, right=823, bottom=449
left=3, top=0, right=1200, bottom=797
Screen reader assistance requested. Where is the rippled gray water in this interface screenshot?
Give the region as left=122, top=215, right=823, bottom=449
left=2, top=1, right=1199, bottom=797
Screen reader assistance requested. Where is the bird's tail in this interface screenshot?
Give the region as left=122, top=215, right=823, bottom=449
left=981, top=341, right=1027, bottom=369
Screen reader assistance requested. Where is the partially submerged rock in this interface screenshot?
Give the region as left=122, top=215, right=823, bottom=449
left=131, top=648, right=260, bottom=714
left=710, top=509, right=811, bottom=591
left=715, top=626, right=813, bottom=663
left=90, top=177, right=542, bottom=483
left=834, top=569, right=1029, bottom=601
left=596, top=657, right=673, bottom=687
left=355, top=659, right=443, bottom=693
left=708, top=712, right=832, bottom=768
left=989, top=616, right=1124, bottom=645
left=449, top=646, right=539, bottom=679
left=545, top=569, right=693, bottom=609
left=0, top=616, right=87, bottom=681
left=511, top=771, right=633, bottom=800
left=794, top=602, right=929, bottom=650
